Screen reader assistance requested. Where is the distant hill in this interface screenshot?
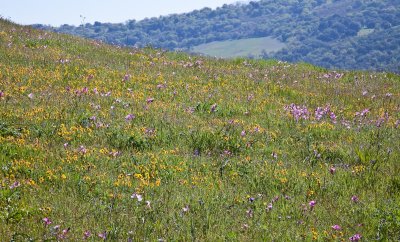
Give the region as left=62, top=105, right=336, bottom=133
left=33, top=0, right=400, bottom=72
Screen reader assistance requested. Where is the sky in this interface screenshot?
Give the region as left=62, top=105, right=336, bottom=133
left=1, top=0, right=244, bottom=27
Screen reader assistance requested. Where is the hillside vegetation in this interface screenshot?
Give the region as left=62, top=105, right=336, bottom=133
left=1, top=19, right=400, bottom=240
left=192, top=37, right=285, bottom=58
left=34, top=0, right=400, bottom=72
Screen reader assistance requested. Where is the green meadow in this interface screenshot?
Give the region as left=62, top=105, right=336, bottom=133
left=191, top=37, right=286, bottom=58
left=0, top=19, right=399, bottom=241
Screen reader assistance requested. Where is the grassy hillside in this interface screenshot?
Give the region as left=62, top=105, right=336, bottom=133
left=1, top=19, right=400, bottom=241
left=191, top=37, right=285, bottom=58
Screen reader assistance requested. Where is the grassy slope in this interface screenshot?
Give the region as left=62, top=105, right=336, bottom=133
left=191, top=37, right=286, bottom=58
left=1, top=19, right=400, bottom=241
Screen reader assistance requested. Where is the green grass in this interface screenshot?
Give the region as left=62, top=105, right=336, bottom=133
left=191, top=37, right=286, bottom=58
left=0, top=18, right=400, bottom=241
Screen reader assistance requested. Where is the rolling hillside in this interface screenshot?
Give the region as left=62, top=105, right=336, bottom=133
left=34, top=0, right=400, bottom=72
left=1, top=18, right=400, bottom=240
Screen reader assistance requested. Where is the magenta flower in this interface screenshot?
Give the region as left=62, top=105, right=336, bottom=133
left=156, top=83, right=165, bottom=89
left=83, top=230, right=92, bottom=239
left=330, top=112, right=337, bottom=123
left=331, top=224, right=341, bottom=230
left=349, top=233, right=361, bottom=241
left=309, top=200, right=316, bottom=209
left=125, top=114, right=135, bottom=121
left=351, top=195, right=359, bottom=203
left=0, top=91, right=4, bottom=98
left=59, top=228, right=70, bottom=239
left=330, top=167, right=336, bottom=174
left=9, top=181, right=20, bottom=189
left=82, top=87, right=88, bottom=94
left=146, top=97, right=154, bottom=103
left=79, top=145, right=87, bottom=154
left=285, top=103, right=310, bottom=121
left=98, top=231, right=107, bottom=240
left=43, top=217, right=52, bottom=225
left=123, top=74, right=131, bottom=81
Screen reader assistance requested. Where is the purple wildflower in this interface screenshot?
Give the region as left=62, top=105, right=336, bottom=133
left=125, top=114, right=135, bottom=121
left=43, top=217, right=52, bottom=225
left=123, top=74, right=131, bottom=81
left=83, top=230, right=92, bottom=239
left=351, top=195, right=359, bottom=203
left=79, top=146, right=87, bottom=154
left=309, top=200, right=316, bottom=209
left=349, top=233, right=361, bottom=241
left=330, top=167, right=336, bottom=174
left=0, top=91, right=4, bottom=98
left=330, top=112, right=337, bottom=123
left=285, top=103, right=310, bottom=121
left=9, top=181, right=20, bottom=189
left=331, top=224, right=341, bottom=230
left=210, top=103, right=217, bottom=113
left=156, top=84, right=165, bottom=89
left=98, top=231, right=107, bottom=240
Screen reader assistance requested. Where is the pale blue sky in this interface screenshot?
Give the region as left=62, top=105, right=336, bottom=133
left=1, top=0, right=245, bottom=27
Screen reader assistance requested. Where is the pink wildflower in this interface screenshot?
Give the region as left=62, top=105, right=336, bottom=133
left=349, top=233, right=361, bottom=241
left=125, top=114, right=135, bottom=121
left=98, top=231, right=107, bottom=240
left=331, top=224, right=341, bottom=230
left=43, top=217, right=52, bottom=225
left=351, top=195, right=359, bottom=203
left=83, top=230, right=91, bottom=239
left=9, top=181, right=20, bottom=189
left=309, top=200, right=316, bottom=209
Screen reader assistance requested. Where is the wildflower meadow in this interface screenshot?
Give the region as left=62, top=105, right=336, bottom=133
left=0, top=19, right=399, bottom=241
